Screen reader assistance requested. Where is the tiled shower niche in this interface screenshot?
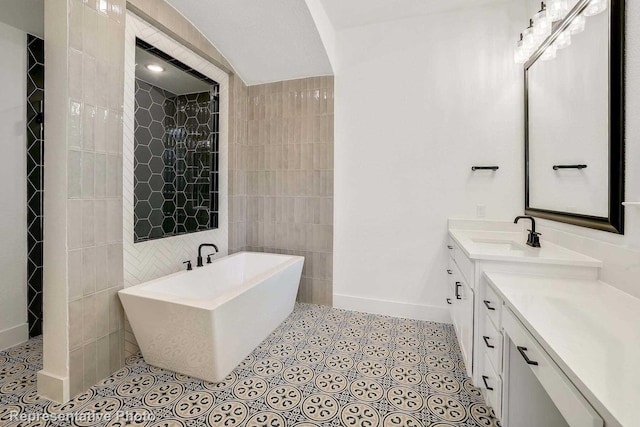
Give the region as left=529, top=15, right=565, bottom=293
left=134, top=39, right=220, bottom=242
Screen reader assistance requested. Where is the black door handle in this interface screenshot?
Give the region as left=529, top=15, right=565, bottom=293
left=447, top=245, right=453, bottom=249
left=455, top=282, right=462, bottom=300
left=446, top=298, right=452, bottom=305
left=481, top=375, right=494, bottom=391
left=446, top=269, right=453, bottom=275
left=482, top=336, right=495, bottom=349
left=483, top=300, right=495, bottom=311
left=517, top=346, right=539, bottom=366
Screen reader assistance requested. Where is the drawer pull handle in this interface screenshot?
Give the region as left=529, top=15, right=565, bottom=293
left=481, top=375, right=494, bottom=391
left=447, top=245, right=454, bottom=249
left=446, top=298, right=452, bottom=305
left=482, top=336, right=495, bottom=349
left=517, top=346, right=539, bottom=366
left=455, top=282, right=462, bottom=300
left=446, top=269, right=453, bottom=275
left=483, top=300, right=496, bottom=311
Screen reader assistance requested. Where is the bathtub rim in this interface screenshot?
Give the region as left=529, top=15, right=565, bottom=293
left=118, top=251, right=304, bottom=311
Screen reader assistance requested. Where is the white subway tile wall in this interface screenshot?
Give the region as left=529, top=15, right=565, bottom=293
left=230, top=77, right=334, bottom=306
left=66, top=0, right=126, bottom=398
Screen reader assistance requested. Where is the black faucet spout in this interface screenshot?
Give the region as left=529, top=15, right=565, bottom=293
left=197, top=243, right=219, bottom=267
left=514, top=216, right=541, bottom=248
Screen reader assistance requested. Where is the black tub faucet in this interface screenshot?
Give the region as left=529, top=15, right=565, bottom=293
left=514, top=216, right=541, bottom=248
left=197, top=243, right=219, bottom=267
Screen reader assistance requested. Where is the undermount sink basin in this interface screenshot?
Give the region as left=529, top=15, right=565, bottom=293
left=470, top=238, right=527, bottom=252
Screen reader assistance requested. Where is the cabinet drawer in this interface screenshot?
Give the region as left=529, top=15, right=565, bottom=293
left=503, top=308, right=603, bottom=427
left=481, top=313, right=502, bottom=373
left=481, top=352, right=502, bottom=416
left=483, top=284, right=502, bottom=330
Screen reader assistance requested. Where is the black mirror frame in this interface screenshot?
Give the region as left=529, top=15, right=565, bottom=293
left=524, top=0, right=625, bottom=234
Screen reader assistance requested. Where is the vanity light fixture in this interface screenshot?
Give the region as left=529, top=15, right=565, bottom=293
left=555, top=30, right=572, bottom=49
left=533, top=2, right=552, bottom=38
left=514, top=34, right=529, bottom=64
left=522, top=19, right=536, bottom=52
left=514, top=0, right=590, bottom=65
left=584, top=0, right=607, bottom=16
left=541, top=43, right=557, bottom=61
left=146, top=64, right=164, bottom=73
left=569, top=14, right=586, bottom=35
left=547, top=0, right=568, bottom=21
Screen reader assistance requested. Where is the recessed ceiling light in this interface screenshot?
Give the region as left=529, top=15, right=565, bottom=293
left=146, top=64, right=164, bottom=73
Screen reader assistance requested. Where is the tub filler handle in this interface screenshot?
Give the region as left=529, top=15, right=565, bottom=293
left=183, top=260, right=193, bottom=271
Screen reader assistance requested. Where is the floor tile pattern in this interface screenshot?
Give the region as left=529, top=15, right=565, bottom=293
left=0, top=304, right=500, bottom=426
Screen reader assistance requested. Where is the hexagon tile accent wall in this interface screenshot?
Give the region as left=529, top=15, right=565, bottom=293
left=133, top=76, right=220, bottom=242
left=26, top=34, right=44, bottom=337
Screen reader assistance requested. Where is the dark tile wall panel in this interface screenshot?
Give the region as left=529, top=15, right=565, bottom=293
left=26, top=35, right=44, bottom=337
left=134, top=80, right=175, bottom=240
left=133, top=79, right=220, bottom=242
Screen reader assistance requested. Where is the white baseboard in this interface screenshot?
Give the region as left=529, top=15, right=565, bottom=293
left=333, top=294, right=452, bottom=324
left=0, top=323, right=28, bottom=351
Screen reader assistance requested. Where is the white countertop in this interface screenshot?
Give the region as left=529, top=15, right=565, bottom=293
left=485, top=272, right=640, bottom=427
left=449, top=228, right=602, bottom=268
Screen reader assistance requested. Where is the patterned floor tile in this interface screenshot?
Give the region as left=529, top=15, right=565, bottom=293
left=0, top=304, right=501, bottom=426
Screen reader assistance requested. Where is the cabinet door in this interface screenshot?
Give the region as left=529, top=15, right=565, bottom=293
left=503, top=309, right=602, bottom=427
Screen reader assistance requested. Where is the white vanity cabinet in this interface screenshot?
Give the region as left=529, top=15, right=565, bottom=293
left=445, top=221, right=639, bottom=426
left=447, top=240, right=474, bottom=378
left=481, top=274, right=607, bottom=427
left=446, top=221, right=602, bottom=411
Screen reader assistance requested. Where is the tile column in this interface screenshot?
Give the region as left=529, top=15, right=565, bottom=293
left=39, top=0, right=125, bottom=403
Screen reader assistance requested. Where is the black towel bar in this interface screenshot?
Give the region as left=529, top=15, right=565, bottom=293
left=553, top=164, right=587, bottom=170
left=471, top=166, right=499, bottom=171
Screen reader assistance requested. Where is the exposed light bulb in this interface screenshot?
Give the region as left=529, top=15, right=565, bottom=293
left=555, top=31, right=571, bottom=49
left=541, top=43, right=557, bottom=61
left=547, top=0, right=568, bottom=21
left=569, top=14, right=586, bottom=35
left=146, top=64, right=164, bottom=73
left=584, top=0, right=607, bottom=16
left=533, top=2, right=552, bottom=38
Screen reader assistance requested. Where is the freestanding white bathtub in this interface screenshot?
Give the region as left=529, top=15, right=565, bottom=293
left=118, top=251, right=303, bottom=382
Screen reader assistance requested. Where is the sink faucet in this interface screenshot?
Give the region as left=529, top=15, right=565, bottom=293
left=197, top=243, right=219, bottom=267
left=514, top=216, right=541, bottom=248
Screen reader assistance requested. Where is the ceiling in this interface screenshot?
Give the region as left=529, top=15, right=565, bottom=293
left=319, top=0, right=500, bottom=30
left=0, top=0, right=43, bottom=37
left=135, top=47, right=212, bottom=95
left=166, top=0, right=333, bottom=86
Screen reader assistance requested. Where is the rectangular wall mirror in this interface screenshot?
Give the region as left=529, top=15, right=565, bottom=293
left=134, top=38, right=220, bottom=242
left=525, top=0, right=625, bottom=233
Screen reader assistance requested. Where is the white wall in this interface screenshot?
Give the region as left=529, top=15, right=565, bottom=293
left=333, top=1, right=526, bottom=321
left=0, top=21, right=28, bottom=349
